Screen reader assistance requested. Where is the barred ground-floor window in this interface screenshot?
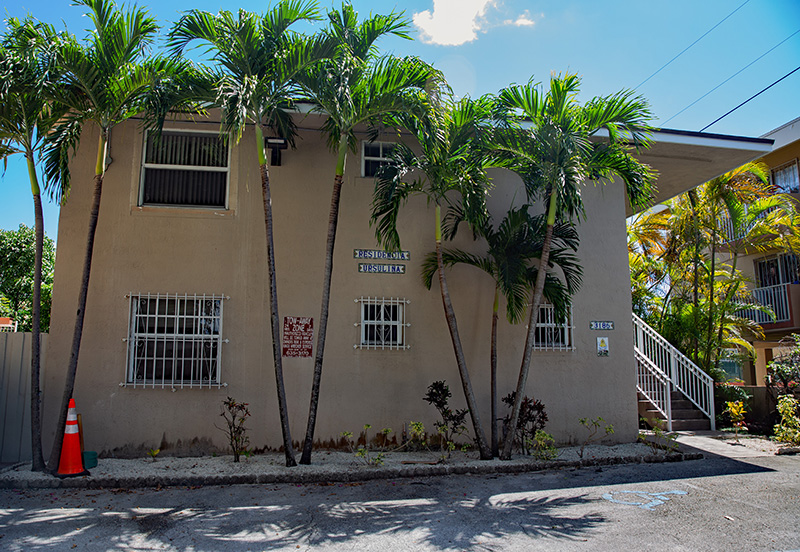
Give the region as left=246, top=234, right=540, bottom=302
left=125, top=292, right=227, bottom=389
left=355, top=296, right=409, bottom=350
left=531, top=303, right=574, bottom=351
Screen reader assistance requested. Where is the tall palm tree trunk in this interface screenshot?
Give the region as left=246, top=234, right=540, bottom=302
left=704, top=227, right=717, bottom=373
left=256, top=126, right=296, bottom=467
left=490, top=286, right=499, bottom=457
left=300, top=136, right=348, bottom=465
left=435, top=205, right=492, bottom=460
left=689, top=192, right=700, bottom=364
left=47, top=132, right=107, bottom=472
left=501, top=190, right=557, bottom=460
left=27, top=153, right=46, bottom=472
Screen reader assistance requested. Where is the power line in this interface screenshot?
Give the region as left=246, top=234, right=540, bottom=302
left=700, top=65, right=800, bottom=132
left=634, top=0, right=751, bottom=90
left=662, top=28, right=800, bottom=126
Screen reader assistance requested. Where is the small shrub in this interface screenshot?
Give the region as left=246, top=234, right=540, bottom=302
left=341, top=425, right=393, bottom=466
left=218, top=397, right=251, bottom=463
left=578, top=417, right=614, bottom=459
left=774, top=395, right=800, bottom=446
left=423, top=381, right=469, bottom=458
left=638, top=418, right=678, bottom=455
left=501, top=392, right=548, bottom=456
left=724, top=401, right=747, bottom=441
left=529, top=430, right=558, bottom=460
left=766, top=335, right=800, bottom=406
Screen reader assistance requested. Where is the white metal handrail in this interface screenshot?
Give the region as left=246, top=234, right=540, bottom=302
left=739, top=283, right=789, bottom=324
left=634, top=346, right=672, bottom=431
left=633, top=313, right=716, bottom=430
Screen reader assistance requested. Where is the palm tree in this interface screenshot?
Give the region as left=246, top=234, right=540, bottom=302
left=495, top=74, right=655, bottom=460
left=169, top=1, right=331, bottom=469
left=295, top=3, right=436, bottom=465
left=0, top=17, right=68, bottom=472
left=42, top=0, right=194, bottom=472
left=371, top=93, right=499, bottom=460
left=421, top=207, right=582, bottom=456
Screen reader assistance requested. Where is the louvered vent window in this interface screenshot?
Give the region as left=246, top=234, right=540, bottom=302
left=140, top=130, right=230, bottom=208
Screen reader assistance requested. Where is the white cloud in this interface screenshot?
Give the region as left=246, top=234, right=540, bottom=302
left=413, top=0, right=495, bottom=46
left=512, top=11, right=536, bottom=27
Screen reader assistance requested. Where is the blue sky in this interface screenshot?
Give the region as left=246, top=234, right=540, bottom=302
left=1, top=0, right=799, bottom=240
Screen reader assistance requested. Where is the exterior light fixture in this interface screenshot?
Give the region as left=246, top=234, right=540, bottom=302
left=266, top=137, right=288, bottom=166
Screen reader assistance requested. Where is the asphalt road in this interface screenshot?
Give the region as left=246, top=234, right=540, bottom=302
left=0, top=452, right=798, bottom=551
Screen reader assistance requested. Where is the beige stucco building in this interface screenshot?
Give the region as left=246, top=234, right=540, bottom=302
left=41, top=113, right=770, bottom=457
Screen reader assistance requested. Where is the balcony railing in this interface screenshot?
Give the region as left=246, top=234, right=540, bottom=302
left=739, top=283, right=790, bottom=325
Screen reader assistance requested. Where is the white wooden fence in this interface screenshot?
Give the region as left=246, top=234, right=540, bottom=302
left=0, top=333, right=47, bottom=464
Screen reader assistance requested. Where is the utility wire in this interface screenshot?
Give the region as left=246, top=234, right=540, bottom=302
left=634, top=0, right=751, bottom=90
left=662, top=28, right=800, bottom=126
left=700, top=65, right=800, bottom=132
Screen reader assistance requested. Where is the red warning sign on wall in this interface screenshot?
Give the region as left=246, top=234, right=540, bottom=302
left=282, top=316, right=313, bottom=357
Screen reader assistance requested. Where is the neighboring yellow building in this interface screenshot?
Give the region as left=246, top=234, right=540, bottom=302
left=41, top=112, right=771, bottom=456
left=729, top=117, right=800, bottom=386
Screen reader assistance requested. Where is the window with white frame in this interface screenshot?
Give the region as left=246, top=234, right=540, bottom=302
left=755, top=253, right=800, bottom=287
left=531, top=303, right=574, bottom=351
left=362, top=141, right=395, bottom=177
left=140, top=130, right=230, bottom=208
left=125, top=293, right=226, bottom=388
left=355, top=296, right=409, bottom=350
left=772, top=160, right=799, bottom=194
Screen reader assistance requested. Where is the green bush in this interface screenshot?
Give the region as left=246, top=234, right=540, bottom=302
left=774, top=395, right=800, bottom=446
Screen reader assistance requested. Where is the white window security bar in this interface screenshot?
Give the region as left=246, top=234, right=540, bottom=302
left=354, top=296, right=410, bottom=350
left=123, top=293, right=228, bottom=390
left=530, top=304, right=575, bottom=351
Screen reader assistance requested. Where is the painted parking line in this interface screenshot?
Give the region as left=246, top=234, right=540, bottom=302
left=601, top=490, right=688, bottom=511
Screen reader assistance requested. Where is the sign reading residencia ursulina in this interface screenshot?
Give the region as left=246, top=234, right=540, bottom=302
left=355, top=249, right=409, bottom=275
left=353, top=249, right=410, bottom=261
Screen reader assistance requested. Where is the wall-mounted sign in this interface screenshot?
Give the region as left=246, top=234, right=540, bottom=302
left=283, top=316, right=313, bottom=358
left=358, top=263, right=406, bottom=274
left=590, top=321, right=614, bottom=330
left=597, top=336, right=609, bottom=357
left=354, top=249, right=410, bottom=261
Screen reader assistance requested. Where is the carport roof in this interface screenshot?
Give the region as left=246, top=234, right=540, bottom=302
left=628, top=128, right=773, bottom=215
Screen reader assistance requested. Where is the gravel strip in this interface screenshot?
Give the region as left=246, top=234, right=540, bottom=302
left=0, top=443, right=703, bottom=489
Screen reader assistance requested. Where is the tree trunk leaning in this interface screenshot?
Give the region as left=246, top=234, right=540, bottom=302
left=490, top=287, right=499, bottom=458
left=257, top=126, right=296, bottom=467
left=435, top=205, right=492, bottom=460
left=300, top=137, right=349, bottom=465
left=500, top=191, right=557, bottom=460
left=47, top=134, right=107, bottom=472
left=28, top=153, right=46, bottom=472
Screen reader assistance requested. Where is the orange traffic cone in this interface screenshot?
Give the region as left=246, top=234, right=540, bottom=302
left=56, top=398, right=89, bottom=477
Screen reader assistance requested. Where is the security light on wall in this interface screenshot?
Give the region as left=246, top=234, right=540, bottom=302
left=266, top=137, right=288, bottom=166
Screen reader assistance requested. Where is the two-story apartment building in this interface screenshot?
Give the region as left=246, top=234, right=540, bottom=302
left=40, top=112, right=770, bottom=457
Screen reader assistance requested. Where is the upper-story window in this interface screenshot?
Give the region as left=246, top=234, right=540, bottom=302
left=772, top=160, right=799, bottom=194
left=362, top=141, right=395, bottom=177
left=139, top=130, right=230, bottom=208
left=755, top=253, right=800, bottom=287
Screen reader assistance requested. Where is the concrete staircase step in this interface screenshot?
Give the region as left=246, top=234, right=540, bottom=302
left=670, top=419, right=711, bottom=431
